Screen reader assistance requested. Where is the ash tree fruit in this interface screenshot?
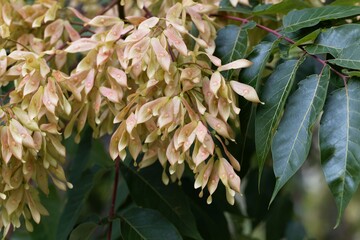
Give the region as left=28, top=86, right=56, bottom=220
left=1, top=0, right=360, bottom=239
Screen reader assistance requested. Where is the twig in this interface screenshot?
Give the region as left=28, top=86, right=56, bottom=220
left=5, top=224, right=13, bottom=240
left=117, top=0, right=125, bottom=19
left=212, top=14, right=349, bottom=85
left=107, top=158, right=120, bottom=240
left=5, top=38, right=32, bottom=52
left=143, top=6, right=153, bottom=18
left=167, top=39, right=176, bottom=62
left=69, top=21, right=85, bottom=27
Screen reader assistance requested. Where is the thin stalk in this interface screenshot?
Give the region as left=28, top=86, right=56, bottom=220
left=5, top=38, right=32, bottom=52
left=107, top=158, right=120, bottom=240
left=212, top=14, right=349, bottom=85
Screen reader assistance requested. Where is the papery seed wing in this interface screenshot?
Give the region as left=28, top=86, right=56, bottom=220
left=230, top=81, right=264, bottom=104
left=65, top=39, right=98, bottom=53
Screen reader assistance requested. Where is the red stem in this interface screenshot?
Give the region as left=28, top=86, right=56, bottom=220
left=213, top=14, right=349, bottom=85
left=107, top=158, right=120, bottom=240
left=143, top=6, right=153, bottom=18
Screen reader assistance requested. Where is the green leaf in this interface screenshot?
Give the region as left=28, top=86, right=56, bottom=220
left=255, top=58, right=304, bottom=185
left=56, top=167, right=104, bottom=240
left=343, top=70, right=360, bottom=77
left=305, top=24, right=360, bottom=58
left=283, top=6, right=360, bottom=32
left=240, top=41, right=279, bottom=88
left=270, top=66, right=330, bottom=203
left=120, top=207, right=182, bottom=240
left=56, top=129, right=104, bottom=240
left=331, top=0, right=360, bottom=5
left=252, top=0, right=309, bottom=15
left=121, top=163, right=202, bottom=240
left=181, top=180, right=231, bottom=240
left=187, top=202, right=228, bottom=240
left=328, top=44, right=360, bottom=70
left=30, top=186, right=62, bottom=240
left=214, top=23, right=255, bottom=80
left=237, top=40, right=279, bottom=170
left=245, top=168, right=275, bottom=227
left=320, top=79, right=360, bottom=227
left=69, top=222, right=98, bottom=240
left=219, top=0, right=252, bottom=14
left=290, top=29, right=321, bottom=49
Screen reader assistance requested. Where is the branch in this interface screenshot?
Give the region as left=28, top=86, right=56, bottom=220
left=107, top=158, right=120, bottom=240
left=117, top=0, right=125, bottom=19
left=212, top=14, right=349, bottom=85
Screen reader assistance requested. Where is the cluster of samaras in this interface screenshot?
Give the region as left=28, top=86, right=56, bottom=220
left=0, top=0, right=262, bottom=234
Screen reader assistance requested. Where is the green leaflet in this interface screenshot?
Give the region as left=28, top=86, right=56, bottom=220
left=120, top=207, right=182, bottom=240
left=219, top=0, right=252, bottom=14
left=187, top=200, right=230, bottom=240
left=69, top=222, right=98, bottom=240
left=214, top=22, right=255, bottom=80
left=240, top=41, right=279, bottom=88
left=56, top=130, right=106, bottom=240
left=331, top=0, right=360, bottom=5
left=120, top=163, right=202, bottom=240
left=255, top=58, right=304, bottom=186
left=305, top=24, right=360, bottom=57
left=252, top=0, right=309, bottom=15
left=320, top=79, right=360, bottom=227
left=290, top=29, right=321, bottom=49
left=237, top=40, right=279, bottom=172
left=244, top=168, right=275, bottom=228
left=343, top=70, right=360, bottom=77
left=219, top=0, right=308, bottom=15
left=270, top=66, right=330, bottom=203
left=283, top=6, right=360, bottom=32
left=328, top=44, right=360, bottom=70
left=29, top=187, right=62, bottom=240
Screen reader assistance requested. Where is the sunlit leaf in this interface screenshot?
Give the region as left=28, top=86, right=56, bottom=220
left=328, top=44, right=360, bottom=70
left=305, top=24, right=360, bottom=58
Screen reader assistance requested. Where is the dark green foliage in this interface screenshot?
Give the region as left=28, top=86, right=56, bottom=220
left=120, top=207, right=182, bottom=240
